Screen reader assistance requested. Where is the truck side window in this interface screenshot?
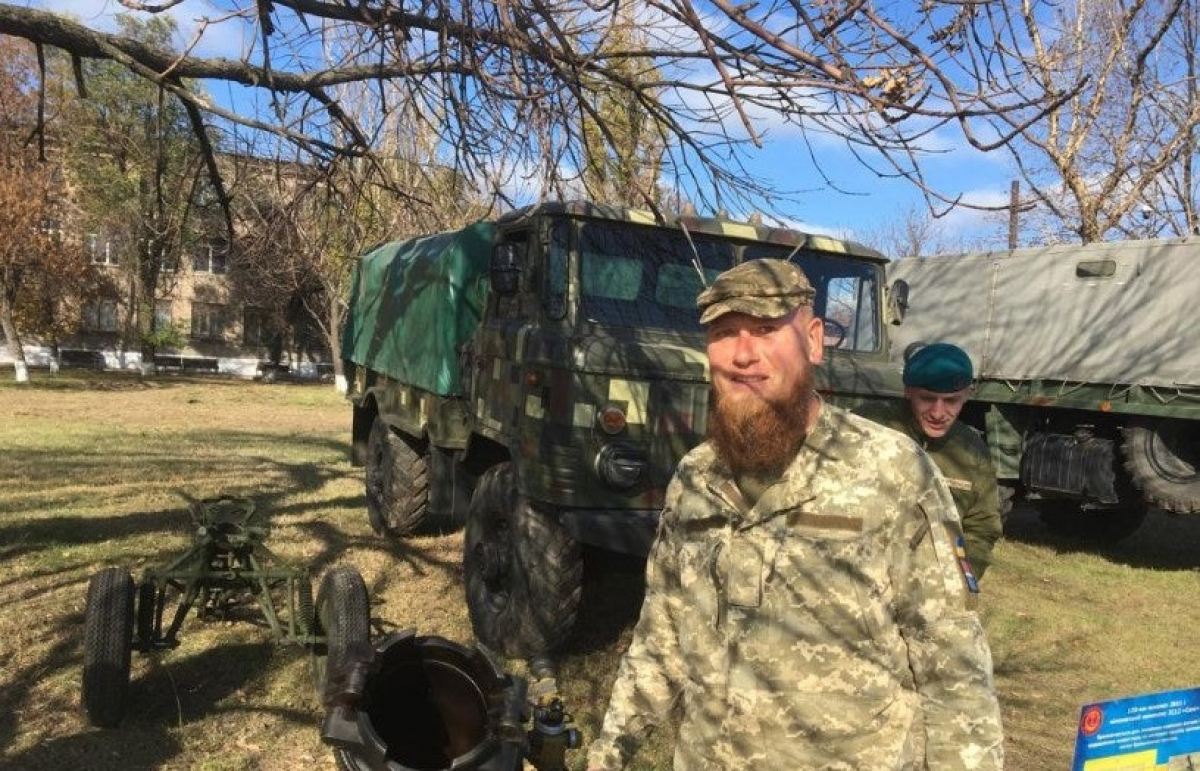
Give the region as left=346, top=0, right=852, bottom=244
left=544, top=221, right=568, bottom=320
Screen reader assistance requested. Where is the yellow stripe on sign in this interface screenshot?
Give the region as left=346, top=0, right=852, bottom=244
left=1082, top=750, right=1157, bottom=770
left=609, top=379, right=649, bottom=425
left=525, top=394, right=544, bottom=419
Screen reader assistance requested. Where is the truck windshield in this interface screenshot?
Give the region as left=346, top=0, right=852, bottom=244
left=578, top=220, right=734, bottom=332
left=576, top=220, right=882, bottom=352
left=744, top=244, right=881, bottom=353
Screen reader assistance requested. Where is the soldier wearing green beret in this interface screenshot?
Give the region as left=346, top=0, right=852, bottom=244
left=587, top=259, right=1003, bottom=770
left=855, top=342, right=1003, bottom=581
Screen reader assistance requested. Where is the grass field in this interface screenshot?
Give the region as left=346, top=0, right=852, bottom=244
left=1, top=371, right=1197, bottom=770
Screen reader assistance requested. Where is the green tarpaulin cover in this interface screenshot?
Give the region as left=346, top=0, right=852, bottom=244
left=341, top=222, right=494, bottom=396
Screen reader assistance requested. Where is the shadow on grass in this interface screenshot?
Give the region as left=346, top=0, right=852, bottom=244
left=1, top=638, right=315, bottom=771
left=1003, top=504, right=1200, bottom=571
left=567, top=546, right=647, bottom=655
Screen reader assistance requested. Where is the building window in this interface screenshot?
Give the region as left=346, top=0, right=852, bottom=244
left=192, top=240, right=228, bottom=275
left=191, top=302, right=227, bottom=340
left=155, top=301, right=174, bottom=330
left=87, top=234, right=118, bottom=266
left=82, top=299, right=120, bottom=332
left=243, top=306, right=272, bottom=346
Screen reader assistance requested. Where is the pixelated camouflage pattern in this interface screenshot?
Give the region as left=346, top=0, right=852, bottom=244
left=494, top=201, right=884, bottom=260
left=854, top=399, right=1003, bottom=578
left=696, top=258, right=816, bottom=324
left=346, top=202, right=899, bottom=543
left=587, top=402, right=1004, bottom=770
left=468, top=324, right=710, bottom=512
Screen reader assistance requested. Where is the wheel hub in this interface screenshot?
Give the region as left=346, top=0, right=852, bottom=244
left=474, top=540, right=511, bottom=589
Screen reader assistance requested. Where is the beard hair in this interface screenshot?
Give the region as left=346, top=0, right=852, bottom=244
left=707, top=371, right=816, bottom=475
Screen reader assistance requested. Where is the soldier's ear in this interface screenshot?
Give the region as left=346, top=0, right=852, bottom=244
left=803, top=312, right=824, bottom=365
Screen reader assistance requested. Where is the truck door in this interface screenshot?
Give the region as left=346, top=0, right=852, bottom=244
left=471, top=228, right=536, bottom=443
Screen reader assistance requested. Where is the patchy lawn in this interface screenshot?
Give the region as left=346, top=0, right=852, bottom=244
left=1, top=371, right=1197, bottom=770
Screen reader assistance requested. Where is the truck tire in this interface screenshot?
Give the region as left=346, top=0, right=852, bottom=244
left=365, top=416, right=429, bottom=536
left=464, top=463, right=582, bottom=659
left=82, top=567, right=135, bottom=728
left=312, top=566, right=372, bottom=703
left=1122, top=424, right=1200, bottom=514
left=1038, top=502, right=1146, bottom=542
left=998, top=483, right=1017, bottom=523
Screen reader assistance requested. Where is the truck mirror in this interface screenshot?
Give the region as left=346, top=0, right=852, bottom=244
left=887, top=279, right=909, bottom=324
left=491, top=243, right=521, bottom=295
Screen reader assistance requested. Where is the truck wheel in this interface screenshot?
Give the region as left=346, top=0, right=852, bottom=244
left=464, top=463, right=582, bottom=659
left=1122, top=425, right=1200, bottom=514
left=82, top=567, right=135, bottom=728
left=365, top=416, right=429, bottom=536
left=312, top=566, right=372, bottom=703
left=1038, top=502, right=1146, bottom=542
left=998, top=483, right=1017, bottom=523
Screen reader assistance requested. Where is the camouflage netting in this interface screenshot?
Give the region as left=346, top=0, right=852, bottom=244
left=341, top=222, right=494, bottom=395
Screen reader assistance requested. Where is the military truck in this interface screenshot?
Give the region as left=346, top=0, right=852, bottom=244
left=886, top=236, right=1200, bottom=541
left=342, top=200, right=903, bottom=659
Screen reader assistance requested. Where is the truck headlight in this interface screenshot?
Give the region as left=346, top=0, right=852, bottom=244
left=594, top=444, right=647, bottom=490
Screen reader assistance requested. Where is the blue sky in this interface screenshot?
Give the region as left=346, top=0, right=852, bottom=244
left=26, top=0, right=1021, bottom=251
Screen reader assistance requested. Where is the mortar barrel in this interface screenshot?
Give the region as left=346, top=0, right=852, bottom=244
left=332, top=631, right=522, bottom=771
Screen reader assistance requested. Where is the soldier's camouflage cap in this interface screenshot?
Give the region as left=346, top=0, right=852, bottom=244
left=696, top=258, right=816, bottom=325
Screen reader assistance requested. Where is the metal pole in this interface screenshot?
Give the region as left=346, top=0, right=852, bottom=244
left=1009, top=180, right=1019, bottom=250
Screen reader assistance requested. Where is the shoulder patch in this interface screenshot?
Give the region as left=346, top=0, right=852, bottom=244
left=943, top=476, right=974, bottom=492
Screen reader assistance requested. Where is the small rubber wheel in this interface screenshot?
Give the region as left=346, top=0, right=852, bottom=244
left=82, top=567, right=135, bottom=728
left=311, top=566, right=371, bottom=702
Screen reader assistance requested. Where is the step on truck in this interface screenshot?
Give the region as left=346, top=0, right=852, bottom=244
left=886, top=236, right=1200, bottom=541
left=341, top=200, right=903, bottom=659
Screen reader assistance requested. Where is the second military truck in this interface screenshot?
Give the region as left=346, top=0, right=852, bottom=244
left=887, top=236, right=1200, bottom=541
left=342, top=201, right=902, bottom=658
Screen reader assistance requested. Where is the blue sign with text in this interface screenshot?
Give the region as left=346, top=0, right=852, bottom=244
left=1072, top=686, right=1200, bottom=770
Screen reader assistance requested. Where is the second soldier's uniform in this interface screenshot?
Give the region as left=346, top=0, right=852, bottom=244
left=856, top=398, right=1003, bottom=578
left=587, top=403, right=1004, bottom=770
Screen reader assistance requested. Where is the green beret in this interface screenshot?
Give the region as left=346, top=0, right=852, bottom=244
left=903, top=342, right=974, bottom=392
left=696, top=259, right=815, bottom=325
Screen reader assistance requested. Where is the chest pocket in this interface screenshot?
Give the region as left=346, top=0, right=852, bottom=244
left=767, top=520, right=888, bottom=647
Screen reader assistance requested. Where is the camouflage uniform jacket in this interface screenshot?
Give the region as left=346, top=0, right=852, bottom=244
left=587, top=404, right=1004, bottom=770
left=854, top=399, right=1003, bottom=579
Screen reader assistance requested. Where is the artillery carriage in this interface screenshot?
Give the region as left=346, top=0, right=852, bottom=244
left=80, top=495, right=370, bottom=729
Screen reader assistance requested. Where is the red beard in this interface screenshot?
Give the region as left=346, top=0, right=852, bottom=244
left=707, top=371, right=816, bottom=475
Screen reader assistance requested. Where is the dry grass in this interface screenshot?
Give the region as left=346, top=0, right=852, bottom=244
left=1, top=371, right=1198, bottom=770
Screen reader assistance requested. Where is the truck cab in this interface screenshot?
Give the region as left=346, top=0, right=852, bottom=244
left=344, top=201, right=903, bottom=658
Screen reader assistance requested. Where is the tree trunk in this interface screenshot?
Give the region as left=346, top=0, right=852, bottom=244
left=327, top=295, right=346, bottom=394
left=0, top=290, right=30, bottom=383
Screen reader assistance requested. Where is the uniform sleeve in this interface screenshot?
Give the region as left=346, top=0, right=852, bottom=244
left=586, top=477, right=689, bottom=770
left=890, top=453, right=1005, bottom=769
left=960, top=447, right=1003, bottom=579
